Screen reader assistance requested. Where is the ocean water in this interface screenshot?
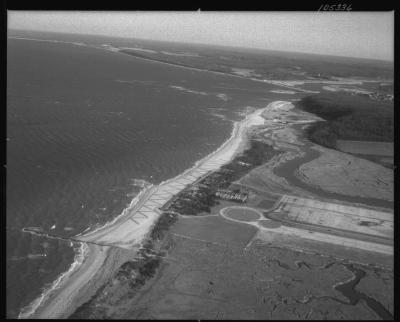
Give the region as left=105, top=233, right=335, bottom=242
left=6, top=33, right=278, bottom=317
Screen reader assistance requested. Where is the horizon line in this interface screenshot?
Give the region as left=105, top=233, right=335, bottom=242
left=8, top=28, right=394, bottom=64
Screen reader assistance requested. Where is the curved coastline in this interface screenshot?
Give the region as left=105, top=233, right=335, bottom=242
left=12, top=34, right=273, bottom=319
left=18, top=99, right=394, bottom=319
left=75, top=106, right=265, bottom=248
left=20, top=104, right=269, bottom=319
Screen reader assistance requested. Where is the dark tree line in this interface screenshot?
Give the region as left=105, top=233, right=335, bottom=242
left=168, top=140, right=278, bottom=216
left=298, top=93, right=393, bottom=148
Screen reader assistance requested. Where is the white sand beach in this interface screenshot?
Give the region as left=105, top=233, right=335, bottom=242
left=23, top=102, right=276, bottom=319
left=77, top=104, right=267, bottom=248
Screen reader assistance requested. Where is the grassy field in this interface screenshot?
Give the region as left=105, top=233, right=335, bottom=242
left=223, top=207, right=261, bottom=222
left=336, top=140, right=394, bottom=157
left=296, top=93, right=394, bottom=149
left=69, top=214, right=394, bottom=319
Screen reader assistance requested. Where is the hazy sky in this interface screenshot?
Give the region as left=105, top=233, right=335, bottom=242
left=8, top=11, right=394, bottom=61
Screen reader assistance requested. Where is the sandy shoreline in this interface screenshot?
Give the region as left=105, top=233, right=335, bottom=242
left=75, top=105, right=266, bottom=248
left=25, top=244, right=109, bottom=318
left=22, top=103, right=272, bottom=319
left=27, top=243, right=136, bottom=319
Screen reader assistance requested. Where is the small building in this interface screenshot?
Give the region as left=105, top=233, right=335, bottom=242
left=215, top=189, right=248, bottom=203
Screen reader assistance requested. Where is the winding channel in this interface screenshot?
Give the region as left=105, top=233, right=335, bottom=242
left=269, top=121, right=393, bottom=319
left=298, top=264, right=393, bottom=320
left=335, top=264, right=393, bottom=320
left=273, top=124, right=393, bottom=210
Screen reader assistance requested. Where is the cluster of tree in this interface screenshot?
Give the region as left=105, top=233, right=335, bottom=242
left=150, top=213, right=178, bottom=241
left=239, top=140, right=277, bottom=166
left=298, top=93, right=393, bottom=148
left=168, top=141, right=277, bottom=216
left=168, top=186, right=218, bottom=215
left=114, top=212, right=178, bottom=290
left=137, top=257, right=162, bottom=281
left=305, top=121, right=338, bottom=148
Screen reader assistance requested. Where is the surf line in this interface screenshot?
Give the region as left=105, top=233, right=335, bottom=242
left=18, top=242, right=89, bottom=319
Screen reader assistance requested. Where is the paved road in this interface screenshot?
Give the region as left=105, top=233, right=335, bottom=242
left=263, top=211, right=393, bottom=246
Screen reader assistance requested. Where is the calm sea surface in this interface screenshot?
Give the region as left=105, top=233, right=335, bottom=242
left=6, top=34, right=280, bottom=317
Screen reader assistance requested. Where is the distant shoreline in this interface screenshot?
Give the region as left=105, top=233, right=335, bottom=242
left=8, top=30, right=395, bottom=64
left=6, top=36, right=318, bottom=94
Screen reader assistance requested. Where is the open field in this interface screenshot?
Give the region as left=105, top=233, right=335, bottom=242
left=220, top=203, right=392, bottom=256
left=69, top=214, right=393, bottom=319
left=336, top=140, right=394, bottom=157
left=221, top=206, right=262, bottom=221
left=297, top=145, right=394, bottom=202
left=275, top=195, right=393, bottom=239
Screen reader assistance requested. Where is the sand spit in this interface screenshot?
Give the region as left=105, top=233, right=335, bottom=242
left=161, top=51, right=200, bottom=57
left=270, top=90, right=297, bottom=94
left=119, top=47, right=158, bottom=54
left=23, top=103, right=273, bottom=319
